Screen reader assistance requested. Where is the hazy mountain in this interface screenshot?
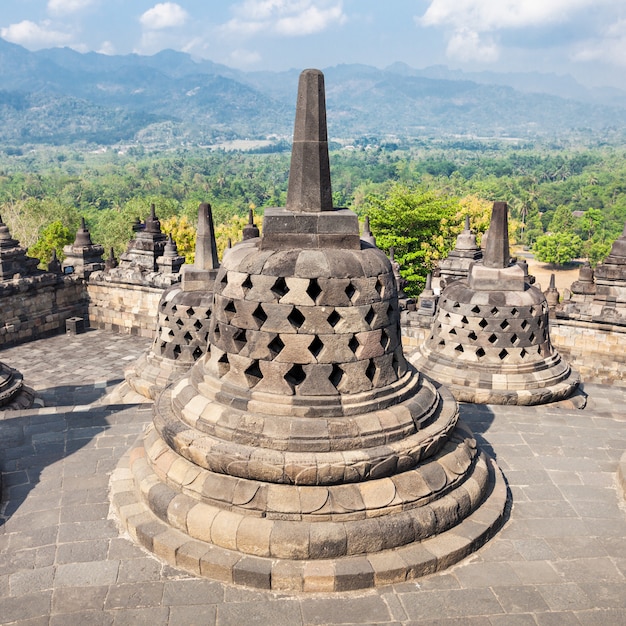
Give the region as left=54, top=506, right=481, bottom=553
left=1, top=39, right=626, bottom=147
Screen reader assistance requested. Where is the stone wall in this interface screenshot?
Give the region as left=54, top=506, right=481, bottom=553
left=550, top=318, right=626, bottom=386
left=0, top=276, right=86, bottom=348
left=86, top=281, right=163, bottom=338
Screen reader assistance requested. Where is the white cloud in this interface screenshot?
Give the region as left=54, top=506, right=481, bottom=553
left=222, top=0, right=346, bottom=38
left=47, top=0, right=95, bottom=15
left=418, top=0, right=615, bottom=65
left=573, top=19, right=626, bottom=67
left=98, top=40, right=116, bottom=55
left=0, top=20, right=73, bottom=48
left=229, top=48, right=262, bottom=67
left=446, top=28, right=499, bottom=63
left=140, top=3, right=188, bottom=30
left=420, top=0, right=599, bottom=32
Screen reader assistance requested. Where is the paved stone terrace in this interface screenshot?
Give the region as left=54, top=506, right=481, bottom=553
left=1, top=329, right=625, bottom=625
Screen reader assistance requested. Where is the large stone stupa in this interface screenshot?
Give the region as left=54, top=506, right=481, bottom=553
left=411, top=202, right=580, bottom=405
left=111, top=69, right=506, bottom=591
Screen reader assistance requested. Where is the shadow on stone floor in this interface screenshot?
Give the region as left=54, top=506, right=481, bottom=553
left=0, top=387, right=135, bottom=526
left=35, top=380, right=125, bottom=406
left=458, top=402, right=497, bottom=459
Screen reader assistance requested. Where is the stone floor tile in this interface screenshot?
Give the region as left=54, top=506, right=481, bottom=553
left=491, top=584, right=551, bottom=613
left=537, top=583, right=594, bottom=611
left=104, top=581, right=165, bottom=610
left=301, top=595, right=392, bottom=625
left=216, top=598, right=303, bottom=626
left=398, top=588, right=504, bottom=621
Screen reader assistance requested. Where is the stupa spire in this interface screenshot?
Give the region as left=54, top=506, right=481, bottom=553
left=483, top=201, right=510, bottom=269
left=285, top=68, right=333, bottom=213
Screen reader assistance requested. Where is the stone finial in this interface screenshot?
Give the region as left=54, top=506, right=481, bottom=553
left=145, top=204, right=161, bottom=234
left=285, top=68, right=333, bottom=213
left=195, top=202, right=219, bottom=271
left=105, top=247, right=118, bottom=270
left=48, top=249, right=62, bottom=274
left=163, top=235, right=178, bottom=257
left=361, top=215, right=377, bottom=246
left=544, top=272, right=560, bottom=307
left=483, top=202, right=510, bottom=269
left=242, top=208, right=260, bottom=240
left=73, top=217, right=94, bottom=247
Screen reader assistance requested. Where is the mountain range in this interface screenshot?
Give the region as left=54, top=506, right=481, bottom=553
left=1, top=37, right=626, bottom=148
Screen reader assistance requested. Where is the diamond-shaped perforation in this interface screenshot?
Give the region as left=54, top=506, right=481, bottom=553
left=345, top=282, right=358, bottom=302
left=220, top=274, right=228, bottom=287
left=498, top=349, right=509, bottom=360
left=213, top=323, right=221, bottom=340
left=192, top=347, right=203, bottom=361
left=491, top=307, right=499, bottom=315
left=224, top=299, right=236, bottom=317
left=511, top=307, right=518, bottom=316
left=171, top=305, right=178, bottom=313
left=521, top=319, right=529, bottom=330
left=348, top=335, right=359, bottom=354
left=329, top=364, right=343, bottom=388
left=488, top=334, right=497, bottom=344
left=175, top=318, right=184, bottom=327
left=471, top=305, right=481, bottom=314
left=308, top=336, right=324, bottom=358
left=479, top=318, right=488, bottom=329
left=468, top=330, right=477, bottom=341
left=380, top=329, right=390, bottom=350
left=453, top=301, right=460, bottom=308
left=461, top=315, right=469, bottom=324
left=476, top=347, right=486, bottom=358
left=500, top=319, right=510, bottom=330
left=365, top=307, right=375, bottom=326
left=268, top=335, right=285, bottom=357
left=252, top=304, right=268, bottom=328
left=520, top=348, right=528, bottom=359
left=271, top=277, right=290, bottom=299
left=538, top=318, right=544, bottom=328
left=365, top=359, right=376, bottom=382
left=375, top=278, right=384, bottom=297
left=287, top=307, right=305, bottom=329
left=307, top=279, right=322, bottom=303
left=173, top=345, right=181, bottom=359
left=529, top=306, right=535, bottom=315
left=285, top=364, right=306, bottom=388
left=438, top=339, right=446, bottom=346
left=455, top=344, right=464, bottom=352
left=327, top=310, right=341, bottom=328
left=244, top=361, right=263, bottom=387
left=449, top=328, right=457, bottom=335
left=529, top=332, right=535, bottom=342
left=183, top=331, right=192, bottom=343
left=217, top=353, right=230, bottom=377
left=186, top=307, right=195, bottom=316
left=242, top=275, right=253, bottom=293
left=194, top=319, right=203, bottom=330
left=233, top=329, right=247, bottom=352
left=510, top=333, right=519, bottom=344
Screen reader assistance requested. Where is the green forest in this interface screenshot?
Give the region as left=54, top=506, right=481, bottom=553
left=1, top=139, right=625, bottom=297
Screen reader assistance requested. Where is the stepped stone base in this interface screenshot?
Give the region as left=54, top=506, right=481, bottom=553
left=110, top=421, right=508, bottom=592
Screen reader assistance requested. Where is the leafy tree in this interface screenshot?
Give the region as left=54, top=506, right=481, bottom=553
left=28, top=220, right=73, bottom=267
left=533, top=233, right=583, bottom=266
left=161, top=215, right=196, bottom=264
left=548, top=205, right=576, bottom=234
left=365, top=183, right=459, bottom=295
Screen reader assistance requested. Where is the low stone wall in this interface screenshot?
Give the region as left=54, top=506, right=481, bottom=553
left=0, top=276, right=86, bottom=348
left=86, top=281, right=163, bottom=338
left=400, top=322, right=430, bottom=356
left=550, top=318, right=626, bottom=386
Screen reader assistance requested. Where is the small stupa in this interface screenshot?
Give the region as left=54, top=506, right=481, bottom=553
left=411, top=202, right=580, bottom=405
left=124, top=202, right=219, bottom=400
left=112, top=69, right=506, bottom=591
left=437, top=215, right=482, bottom=289
left=62, top=218, right=105, bottom=279
left=0, top=215, right=40, bottom=280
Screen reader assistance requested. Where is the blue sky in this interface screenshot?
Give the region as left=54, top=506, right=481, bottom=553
left=1, top=1, right=626, bottom=88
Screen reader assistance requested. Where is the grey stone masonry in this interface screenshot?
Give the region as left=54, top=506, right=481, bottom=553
left=112, top=69, right=506, bottom=591
left=412, top=201, right=581, bottom=406
left=0, top=215, right=39, bottom=280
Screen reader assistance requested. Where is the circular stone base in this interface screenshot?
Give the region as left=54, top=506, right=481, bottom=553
left=0, top=385, right=37, bottom=412
left=110, top=437, right=508, bottom=592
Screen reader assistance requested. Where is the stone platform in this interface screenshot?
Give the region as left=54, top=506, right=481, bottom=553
left=1, top=329, right=626, bottom=623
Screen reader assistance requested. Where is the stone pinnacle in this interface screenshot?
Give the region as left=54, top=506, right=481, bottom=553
left=195, top=202, right=219, bottom=271
left=483, top=202, right=510, bottom=269
left=285, top=68, right=333, bottom=213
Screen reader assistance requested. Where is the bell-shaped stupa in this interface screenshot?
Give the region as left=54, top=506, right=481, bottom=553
left=438, top=215, right=482, bottom=289
left=124, top=202, right=219, bottom=399
left=411, top=202, right=580, bottom=405
left=111, top=69, right=506, bottom=591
